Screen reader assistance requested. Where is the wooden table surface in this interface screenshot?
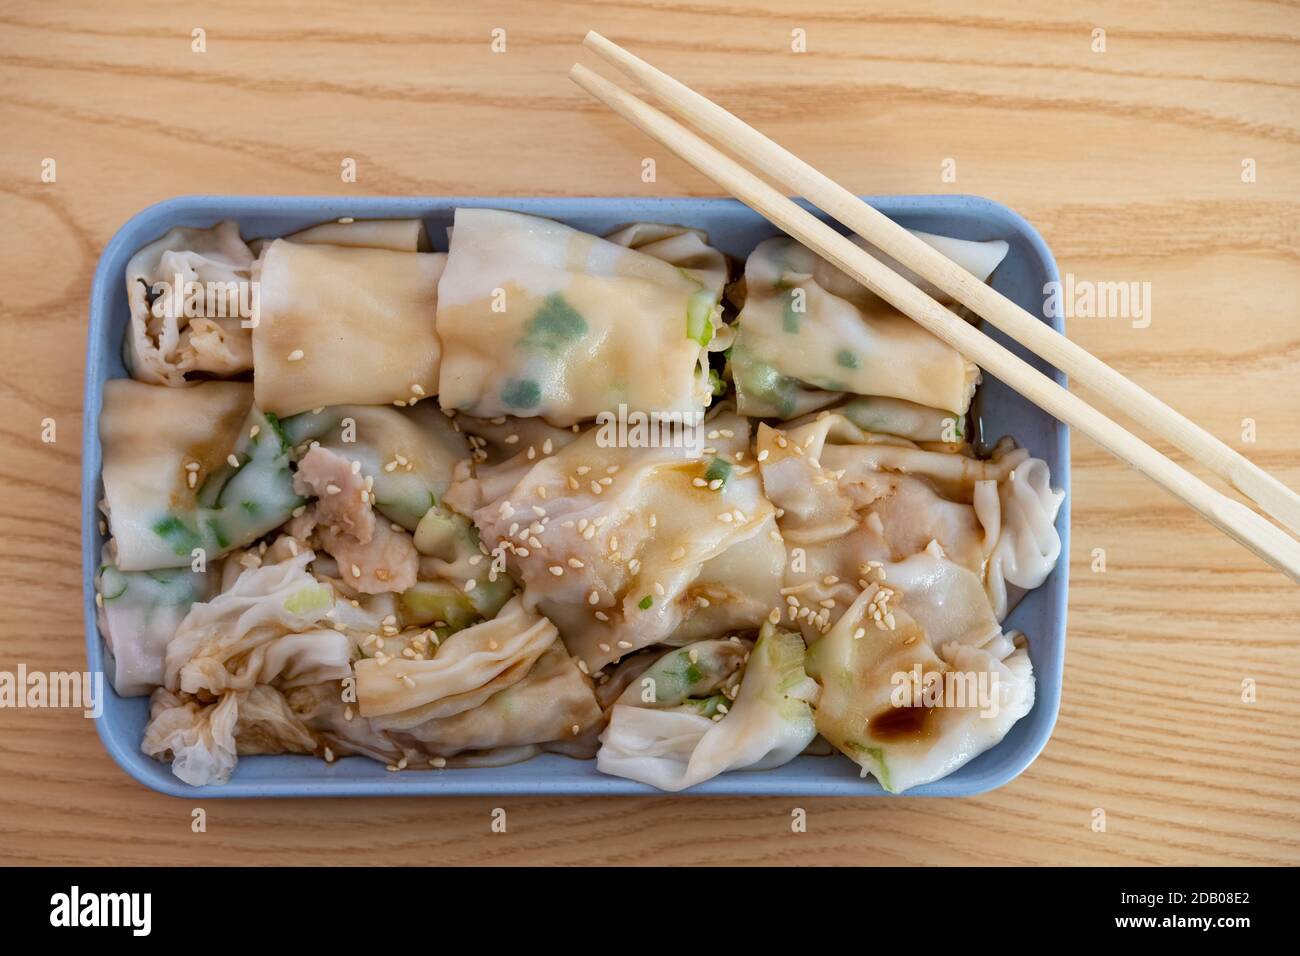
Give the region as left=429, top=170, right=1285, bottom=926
left=1, top=0, right=1296, bottom=867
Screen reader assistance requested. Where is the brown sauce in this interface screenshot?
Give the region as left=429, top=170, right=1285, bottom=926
left=868, top=704, right=936, bottom=742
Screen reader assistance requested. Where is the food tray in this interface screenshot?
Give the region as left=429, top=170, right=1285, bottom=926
left=82, top=194, right=1070, bottom=797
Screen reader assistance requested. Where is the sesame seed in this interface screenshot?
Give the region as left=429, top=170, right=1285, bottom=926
left=543, top=438, right=554, bottom=455
left=325, top=483, right=341, bottom=495
left=186, top=472, right=197, bottom=489
left=654, top=581, right=665, bottom=596
left=549, top=565, right=564, bottom=576
left=464, top=579, right=477, bottom=592
left=431, top=756, right=447, bottom=768
left=577, top=660, right=590, bottom=674
left=594, top=611, right=610, bottom=622
left=688, top=648, right=699, bottom=663
left=617, top=640, right=633, bottom=649
left=717, top=512, right=733, bottom=523
left=287, top=349, right=305, bottom=362
left=590, top=481, right=603, bottom=495
left=411, top=383, right=426, bottom=396
left=227, top=454, right=240, bottom=468
left=351, top=564, right=361, bottom=578
left=692, top=477, right=707, bottom=488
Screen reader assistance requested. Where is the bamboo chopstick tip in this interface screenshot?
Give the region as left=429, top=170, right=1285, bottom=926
left=568, top=62, right=598, bottom=87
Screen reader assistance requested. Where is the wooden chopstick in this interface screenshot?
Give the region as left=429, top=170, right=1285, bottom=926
left=579, top=30, right=1300, bottom=542
left=568, top=61, right=1300, bottom=584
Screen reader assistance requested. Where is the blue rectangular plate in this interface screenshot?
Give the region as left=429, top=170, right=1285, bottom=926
left=83, top=195, right=1070, bottom=797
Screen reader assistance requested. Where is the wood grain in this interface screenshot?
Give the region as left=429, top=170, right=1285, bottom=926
left=0, top=0, right=1296, bottom=866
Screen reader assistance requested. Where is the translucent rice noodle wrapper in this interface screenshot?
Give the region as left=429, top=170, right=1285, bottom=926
left=280, top=402, right=469, bottom=531
left=805, top=583, right=1035, bottom=794
left=96, top=548, right=219, bottom=696
left=434, top=208, right=729, bottom=426
left=282, top=218, right=431, bottom=252
left=755, top=412, right=1062, bottom=630
left=288, top=629, right=603, bottom=765
left=252, top=239, right=446, bottom=416
left=729, top=230, right=1007, bottom=419
left=123, top=220, right=256, bottom=386
left=143, top=550, right=353, bottom=785
left=99, top=379, right=303, bottom=571
left=596, top=623, right=818, bottom=791
left=443, top=410, right=785, bottom=673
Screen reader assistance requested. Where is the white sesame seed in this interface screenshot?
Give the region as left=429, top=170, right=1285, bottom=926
left=549, top=565, right=564, bottom=576
left=287, top=349, right=305, bottom=362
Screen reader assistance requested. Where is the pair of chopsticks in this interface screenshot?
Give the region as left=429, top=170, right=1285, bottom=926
left=569, top=31, right=1300, bottom=584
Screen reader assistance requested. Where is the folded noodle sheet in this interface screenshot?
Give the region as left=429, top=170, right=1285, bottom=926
left=434, top=208, right=729, bottom=426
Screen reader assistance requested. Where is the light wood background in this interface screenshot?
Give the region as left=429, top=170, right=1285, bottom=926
left=1, top=0, right=1296, bottom=867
